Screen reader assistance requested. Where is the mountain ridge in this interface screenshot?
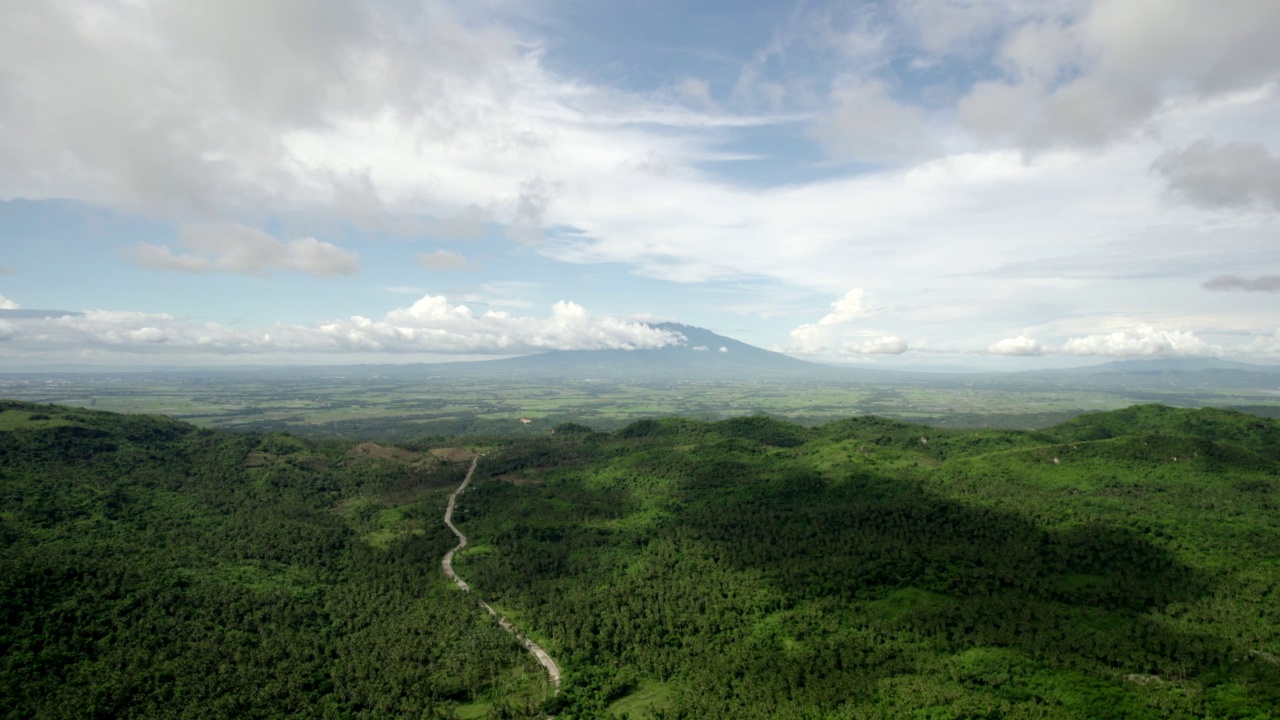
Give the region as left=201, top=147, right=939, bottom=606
left=431, top=321, right=860, bottom=380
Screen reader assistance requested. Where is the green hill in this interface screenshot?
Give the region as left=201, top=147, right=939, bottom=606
left=3, top=402, right=1279, bottom=719
left=1043, top=404, right=1280, bottom=459
left=0, top=401, right=547, bottom=719
left=457, top=406, right=1280, bottom=718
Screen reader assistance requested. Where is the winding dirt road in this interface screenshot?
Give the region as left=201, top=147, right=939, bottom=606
left=443, top=457, right=562, bottom=693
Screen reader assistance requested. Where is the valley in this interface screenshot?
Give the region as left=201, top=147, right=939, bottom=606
left=3, top=324, right=1278, bottom=439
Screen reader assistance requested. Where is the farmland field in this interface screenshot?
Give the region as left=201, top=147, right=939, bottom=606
left=3, top=366, right=1278, bottom=439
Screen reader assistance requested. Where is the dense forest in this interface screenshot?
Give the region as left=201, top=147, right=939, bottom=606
left=0, top=401, right=547, bottom=719
left=3, top=401, right=1279, bottom=718
left=456, top=407, right=1280, bottom=718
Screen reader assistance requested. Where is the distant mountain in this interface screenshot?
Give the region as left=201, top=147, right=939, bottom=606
left=1059, top=357, right=1280, bottom=374
left=448, top=322, right=847, bottom=380
left=973, top=356, right=1280, bottom=394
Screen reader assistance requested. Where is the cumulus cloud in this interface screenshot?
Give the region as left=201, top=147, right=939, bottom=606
left=0, top=0, right=524, bottom=217
left=1240, top=329, right=1280, bottom=357
left=1060, top=325, right=1215, bottom=357
left=1202, top=275, right=1280, bottom=292
left=955, top=0, right=1280, bottom=150
left=789, top=289, right=901, bottom=355
left=843, top=335, right=908, bottom=355
left=124, top=223, right=360, bottom=277
left=787, top=324, right=828, bottom=354
left=0, top=294, right=18, bottom=310
left=986, top=335, right=1043, bottom=356
left=0, top=295, right=682, bottom=357
left=1152, top=140, right=1280, bottom=212
left=418, top=250, right=470, bottom=270
left=817, top=289, right=870, bottom=326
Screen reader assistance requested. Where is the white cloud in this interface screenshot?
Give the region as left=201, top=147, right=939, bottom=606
left=124, top=223, right=360, bottom=277
left=986, top=335, right=1043, bottom=355
left=787, top=323, right=828, bottom=354
left=0, top=294, right=18, bottom=310
left=955, top=0, right=1280, bottom=150
left=1060, top=325, right=1215, bottom=357
left=692, top=345, right=709, bottom=351
left=1239, top=329, right=1280, bottom=357
left=719, top=346, right=728, bottom=353
left=999, top=17, right=1081, bottom=85
left=0, top=0, right=792, bottom=231
left=789, top=289, right=898, bottom=355
left=0, top=295, right=682, bottom=357
left=0, top=0, right=522, bottom=217
left=843, top=335, right=908, bottom=355
left=418, top=250, right=470, bottom=270
left=818, top=289, right=871, bottom=326
left=3, top=0, right=1280, bottom=364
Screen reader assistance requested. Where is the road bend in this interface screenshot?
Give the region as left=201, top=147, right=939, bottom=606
left=443, top=456, right=563, bottom=693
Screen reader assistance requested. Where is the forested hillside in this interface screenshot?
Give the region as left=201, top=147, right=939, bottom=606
left=4, top=401, right=1279, bottom=719
left=456, top=407, right=1280, bottom=718
left=0, top=401, right=546, bottom=719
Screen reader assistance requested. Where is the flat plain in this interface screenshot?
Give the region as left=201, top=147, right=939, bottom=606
left=3, top=366, right=1279, bottom=439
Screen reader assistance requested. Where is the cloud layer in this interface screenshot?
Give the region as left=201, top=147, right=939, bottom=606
left=0, top=294, right=682, bottom=358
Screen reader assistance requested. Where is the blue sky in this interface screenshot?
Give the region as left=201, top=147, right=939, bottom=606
left=1, top=0, right=1279, bottom=368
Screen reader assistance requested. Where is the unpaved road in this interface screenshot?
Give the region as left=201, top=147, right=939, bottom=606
left=443, top=457, right=562, bottom=692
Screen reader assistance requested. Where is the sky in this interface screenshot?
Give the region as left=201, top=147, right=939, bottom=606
left=1, top=0, right=1279, bottom=369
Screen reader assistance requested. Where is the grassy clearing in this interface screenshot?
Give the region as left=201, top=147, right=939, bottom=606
left=0, top=409, right=76, bottom=430
left=606, top=682, right=673, bottom=718
left=453, top=701, right=490, bottom=718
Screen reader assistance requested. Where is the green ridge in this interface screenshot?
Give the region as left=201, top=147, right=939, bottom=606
left=3, top=400, right=1279, bottom=718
